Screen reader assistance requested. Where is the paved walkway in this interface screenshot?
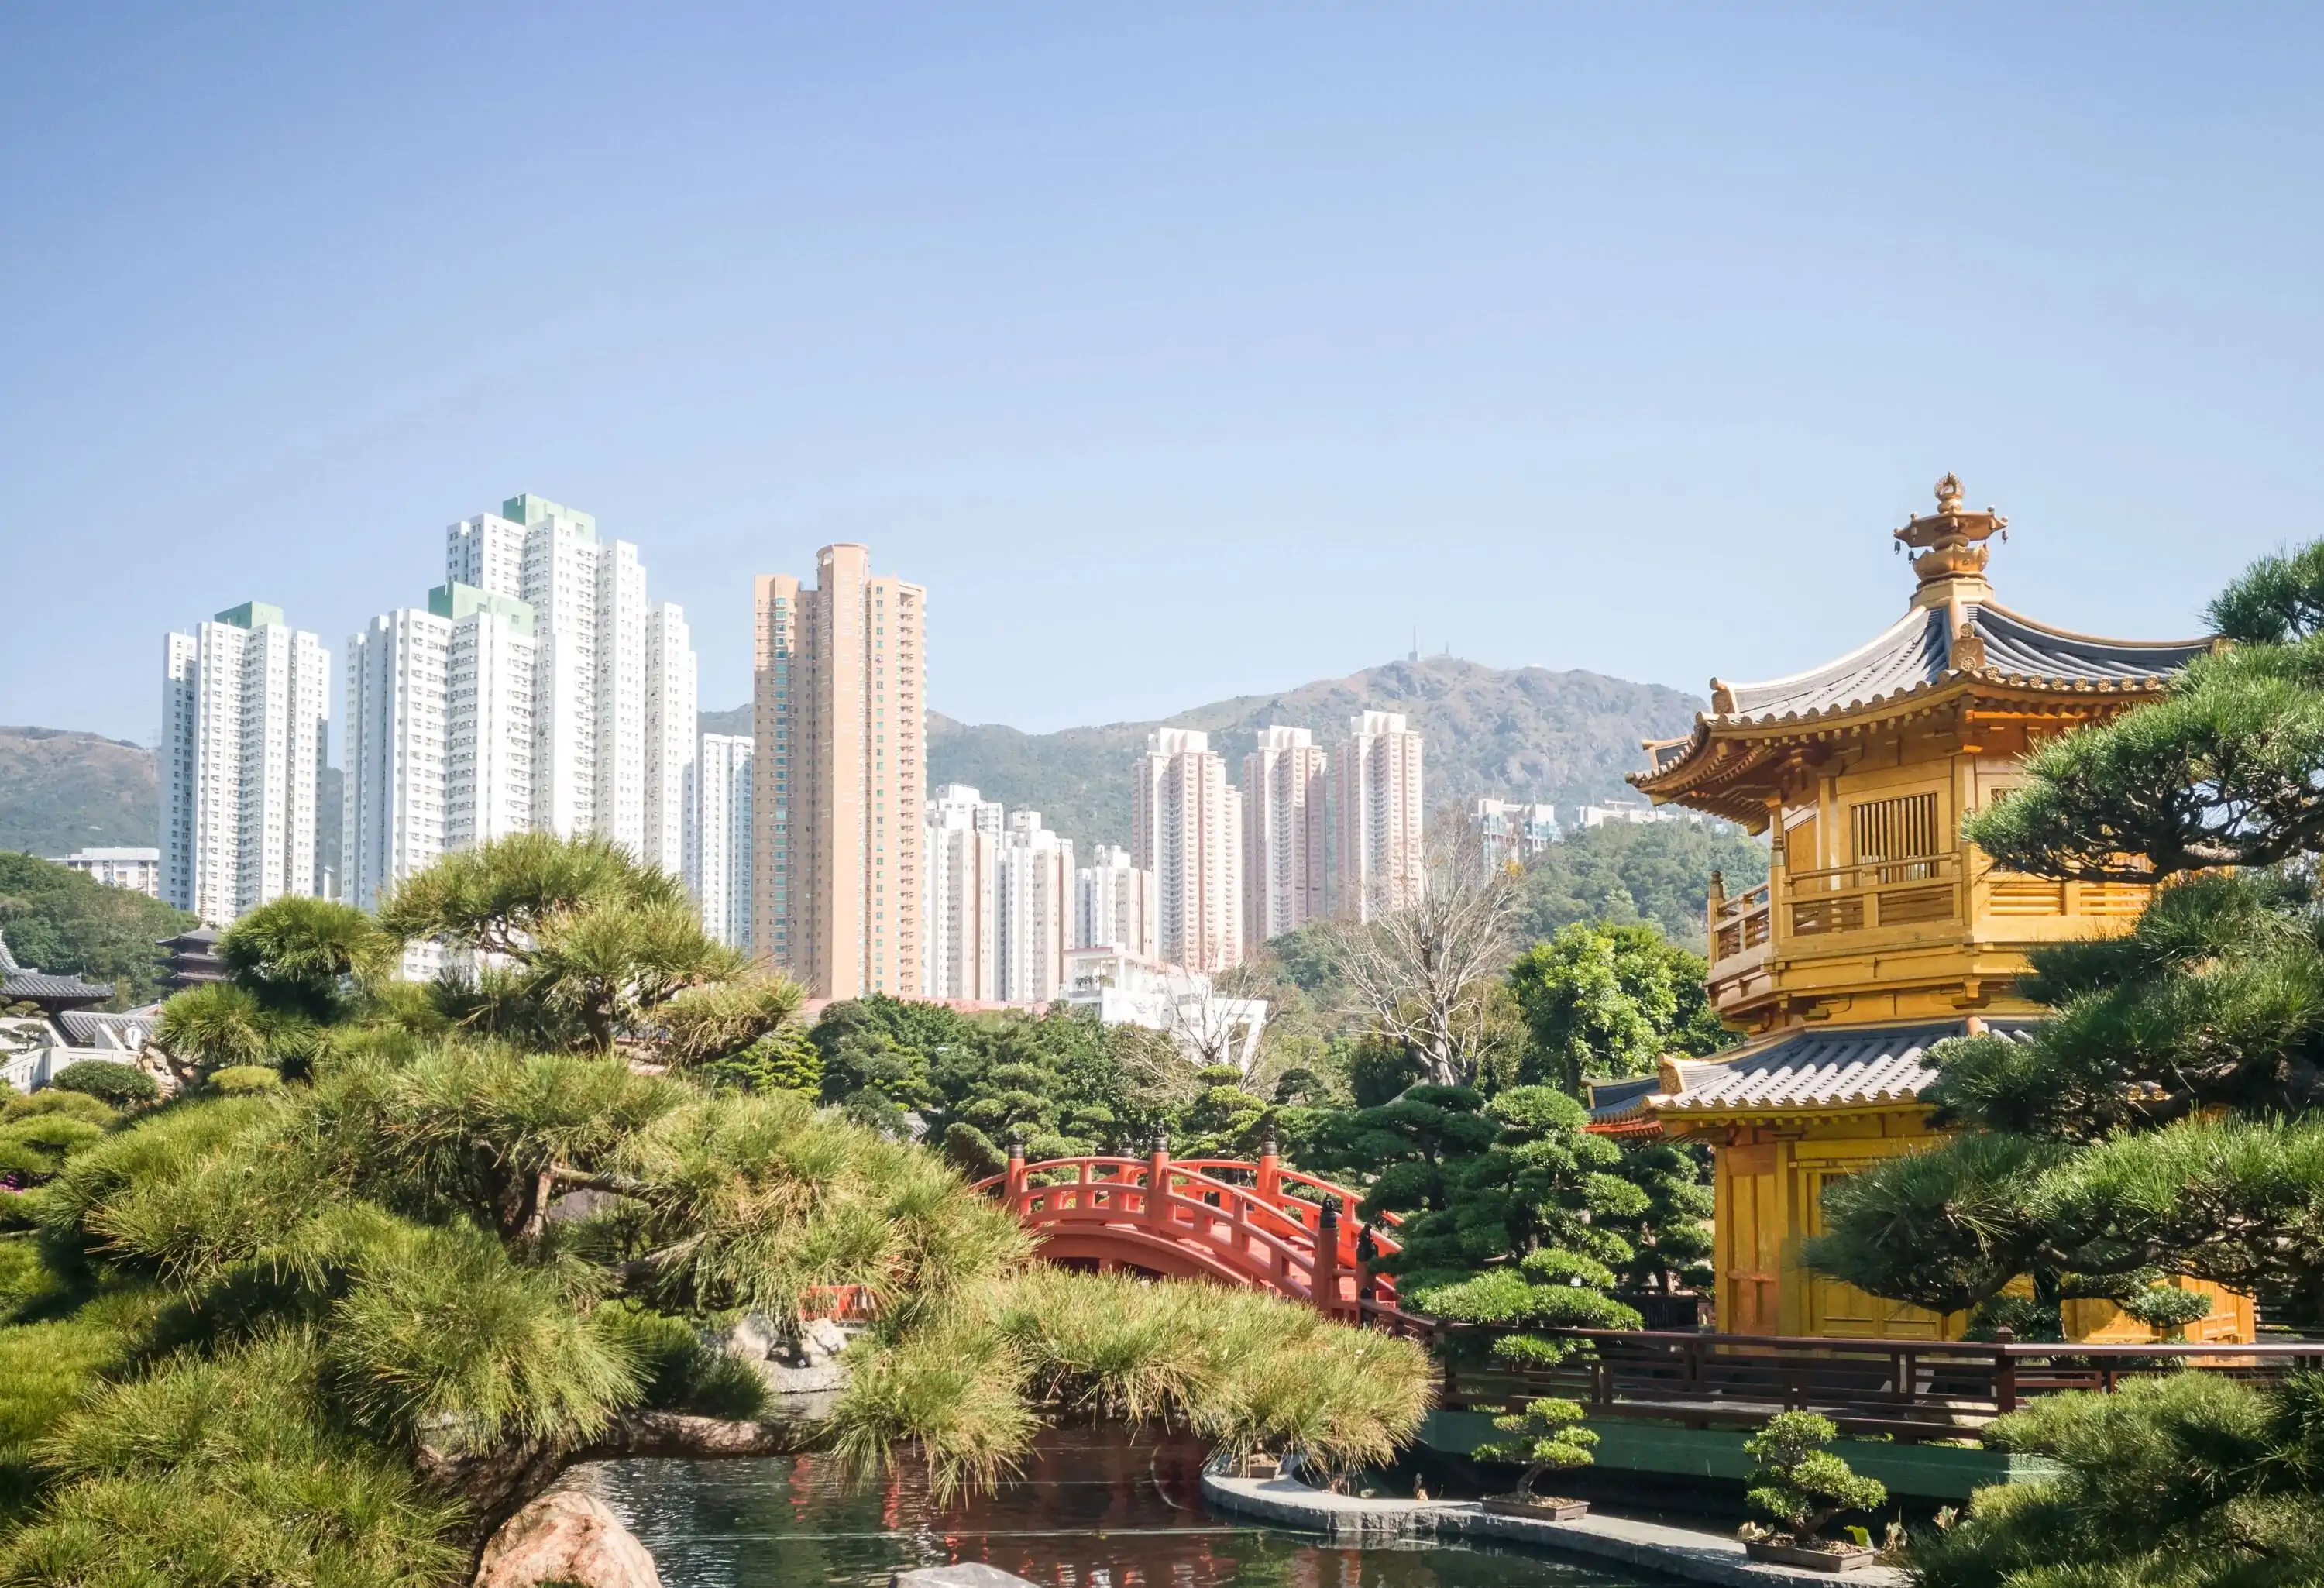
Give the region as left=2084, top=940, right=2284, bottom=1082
left=1200, top=1469, right=1906, bottom=1588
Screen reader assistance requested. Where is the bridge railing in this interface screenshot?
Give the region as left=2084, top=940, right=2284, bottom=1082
left=975, top=1145, right=1415, bottom=1315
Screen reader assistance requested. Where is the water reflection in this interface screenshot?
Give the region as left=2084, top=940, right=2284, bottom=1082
left=583, top=1425, right=1664, bottom=1587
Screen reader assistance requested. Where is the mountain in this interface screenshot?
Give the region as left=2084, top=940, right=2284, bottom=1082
left=702, top=656, right=1704, bottom=852
left=0, top=727, right=161, bottom=857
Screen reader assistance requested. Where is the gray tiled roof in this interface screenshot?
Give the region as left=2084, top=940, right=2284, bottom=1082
left=1651, top=1020, right=2040, bottom=1114
left=60, top=1009, right=155, bottom=1050
left=1719, top=603, right=2209, bottom=726
left=1, top=971, right=114, bottom=1006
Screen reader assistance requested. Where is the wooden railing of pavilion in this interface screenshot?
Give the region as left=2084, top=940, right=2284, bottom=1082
left=1408, top=1324, right=2324, bottom=1441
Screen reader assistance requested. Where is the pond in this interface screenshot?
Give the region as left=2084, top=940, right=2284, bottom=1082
left=582, top=1425, right=1673, bottom=1587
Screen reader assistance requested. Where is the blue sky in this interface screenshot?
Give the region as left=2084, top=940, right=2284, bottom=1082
left=2, top=3, right=2316, bottom=746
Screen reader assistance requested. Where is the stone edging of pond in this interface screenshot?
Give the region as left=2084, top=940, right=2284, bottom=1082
left=1199, top=1469, right=1909, bottom=1588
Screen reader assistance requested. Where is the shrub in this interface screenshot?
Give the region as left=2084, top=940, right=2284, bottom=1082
left=1743, top=1411, right=1887, bottom=1548
left=2120, top=1284, right=2216, bottom=1342
left=46, top=1060, right=157, bottom=1108
left=207, top=1065, right=283, bottom=1095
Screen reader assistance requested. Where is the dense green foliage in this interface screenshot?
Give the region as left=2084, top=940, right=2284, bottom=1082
left=1741, top=1412, right=1886, bottom=1548
left=1804, top=543, right=2324, bottom=1586
left=1514, top=820, right=1768, bottom=952
left=1507, top=921, right=1732, bottom=1094
left=45, top=1061, right=154, bottom=1108
left=0, top=833, right=1432, bottom=1583
left=0, top=852, right=193, bottom=1009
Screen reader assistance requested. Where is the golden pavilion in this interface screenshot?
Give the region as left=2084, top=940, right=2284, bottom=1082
left=1597, top=474, right=2252, bottom=1344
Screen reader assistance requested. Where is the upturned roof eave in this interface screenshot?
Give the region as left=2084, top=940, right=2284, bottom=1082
left=1629, top=669, right=2174, bottom=815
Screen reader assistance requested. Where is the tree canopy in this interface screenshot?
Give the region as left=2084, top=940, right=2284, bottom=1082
left=0, top=834, right=1433, bottom=1584
left=0, top=852, right=193, bottom=1009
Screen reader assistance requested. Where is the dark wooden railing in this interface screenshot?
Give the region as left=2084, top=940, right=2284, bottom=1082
left=1429, top=1327, right=2324, bottom=1442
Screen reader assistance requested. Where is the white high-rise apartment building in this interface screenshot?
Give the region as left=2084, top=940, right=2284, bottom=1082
left=998, top=810, right=1074, bottom=1003
left=689, top=733, right=754, bottom=950
left=644, top=603, right=696, bottom=876
left=445, top=495, right=684, bottom=851
left=754, top=546, right=927, bottom=999
left=160, top=601, right=328, bottom=926
left=1332, top=710, right=1425, bottom=921
left=343, top=608, right=451, bottom=913
left=1241, top=724, right=1328, bottom=947
left=347, top=494, right=697, bottom=916
left=1074, top=844, right=1156, bottom=960
left=1131, top=728, right=1243, bottom=974
left=923, top=783, right=1002, bottom=1002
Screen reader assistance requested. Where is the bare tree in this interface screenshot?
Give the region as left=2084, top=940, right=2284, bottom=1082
left=1160, top=959, right=1271, bottom=1078
left=1327, top=813, right=1523, bottom=1086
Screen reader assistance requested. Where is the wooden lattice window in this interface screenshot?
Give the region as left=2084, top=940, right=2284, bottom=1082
left=1852, top=792, right=1941, bottom=879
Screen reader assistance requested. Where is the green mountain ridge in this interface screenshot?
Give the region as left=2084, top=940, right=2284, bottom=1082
left=702, top=655, right=1705, bottom=851
left=2, top=658, right=1702, bottom=875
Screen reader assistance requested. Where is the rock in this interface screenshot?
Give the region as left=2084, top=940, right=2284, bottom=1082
left=797, top=1315, right=850, bottom=1365
left=892, top=1566, right=1041, bottom=1588
left=476, top=1488, right=662, bottom=1588
left=724, top=1312, right=782, bottom=1361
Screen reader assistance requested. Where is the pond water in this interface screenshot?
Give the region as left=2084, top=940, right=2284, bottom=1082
left=583, top=1425, right=1671, bottom=1588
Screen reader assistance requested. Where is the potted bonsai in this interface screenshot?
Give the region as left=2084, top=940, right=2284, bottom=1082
left=1472, top=1397, right=1597, bottom=1522
left=1738, top=1412, right=1888, bottom=1573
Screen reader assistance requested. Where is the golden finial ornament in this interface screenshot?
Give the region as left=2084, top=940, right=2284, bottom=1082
left=1893, top=473, right=2008, bottom=605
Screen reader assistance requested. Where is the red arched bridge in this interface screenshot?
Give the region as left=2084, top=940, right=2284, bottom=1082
left=973, top=1137, right=1402, bottom=1319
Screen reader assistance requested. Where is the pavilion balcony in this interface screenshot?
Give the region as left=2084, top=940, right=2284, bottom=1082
left=1707, top=848, right=2152, bottom=1016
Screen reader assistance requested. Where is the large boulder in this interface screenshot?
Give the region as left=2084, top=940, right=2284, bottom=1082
left=476, top=1487, right=661, bottom=1588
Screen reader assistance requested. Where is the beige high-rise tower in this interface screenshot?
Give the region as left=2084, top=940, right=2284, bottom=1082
left=752, top=545, right=925, bottom=999
left=1241, top=724, right=1328, bottom=947
left=1132, top=728, right=1243, bottom=974
left=1332, top=710, right=1425, bottom=921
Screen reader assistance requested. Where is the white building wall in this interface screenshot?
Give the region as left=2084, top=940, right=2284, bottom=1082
left=923, top=783, right=1002, bottom=1000
left=1073, top=844, right=1155, bottom=959
left=343, top=609, right=451, bottom=913
left=593, top=539, right=649, bottom=852
left=1131, top=729, right=1242, bottom=974
left=160, top=606, right=326, bottom=926
left=644, top=603, right=696, bottom=875
left=998, top=810, right=1073, bottom=1003
left=443, top=606, right=535, bottom=854
left=689, top=733, right=754, bottom=950
left=1332, top=710, right=1425, bottom=922
left=1241, top=724, right=1327, bottom=947
left=521, top=510, right=602, bottom=837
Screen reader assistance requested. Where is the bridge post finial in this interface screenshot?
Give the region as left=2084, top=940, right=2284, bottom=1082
left=1313, top=1196, right=1342, bottom=1320
left=1146, top=1130, right=1171, bottom=1229
left=1004, top=1133, right=1027, bottom=1201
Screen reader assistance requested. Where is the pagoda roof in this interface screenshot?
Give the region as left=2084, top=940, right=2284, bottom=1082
left=1646, top=1019, right=2039, bottom=1119
left=1, top=970, right=114, bottom=1012
left=1638, top=598, right=2210, bottom=783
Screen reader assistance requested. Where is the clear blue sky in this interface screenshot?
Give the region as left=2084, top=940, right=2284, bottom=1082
left=2, top=4, right=2316, bottom=748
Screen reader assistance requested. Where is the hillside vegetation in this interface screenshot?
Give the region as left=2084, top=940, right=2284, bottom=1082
left=0, top=727, right=158, bottom=856
left=710, top=655, right=1704, bottom=851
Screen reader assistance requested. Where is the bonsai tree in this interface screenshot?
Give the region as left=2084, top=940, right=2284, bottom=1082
left=1473, top=1397, right=1597, bottom=1501
left=2119, top=1284, right=2216, bottom=1342
left=1743, top=1412, right=1887, bottom=1550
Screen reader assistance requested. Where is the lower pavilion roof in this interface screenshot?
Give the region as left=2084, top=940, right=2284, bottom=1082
left=1621, top=1019, right=2040, bottom=1120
